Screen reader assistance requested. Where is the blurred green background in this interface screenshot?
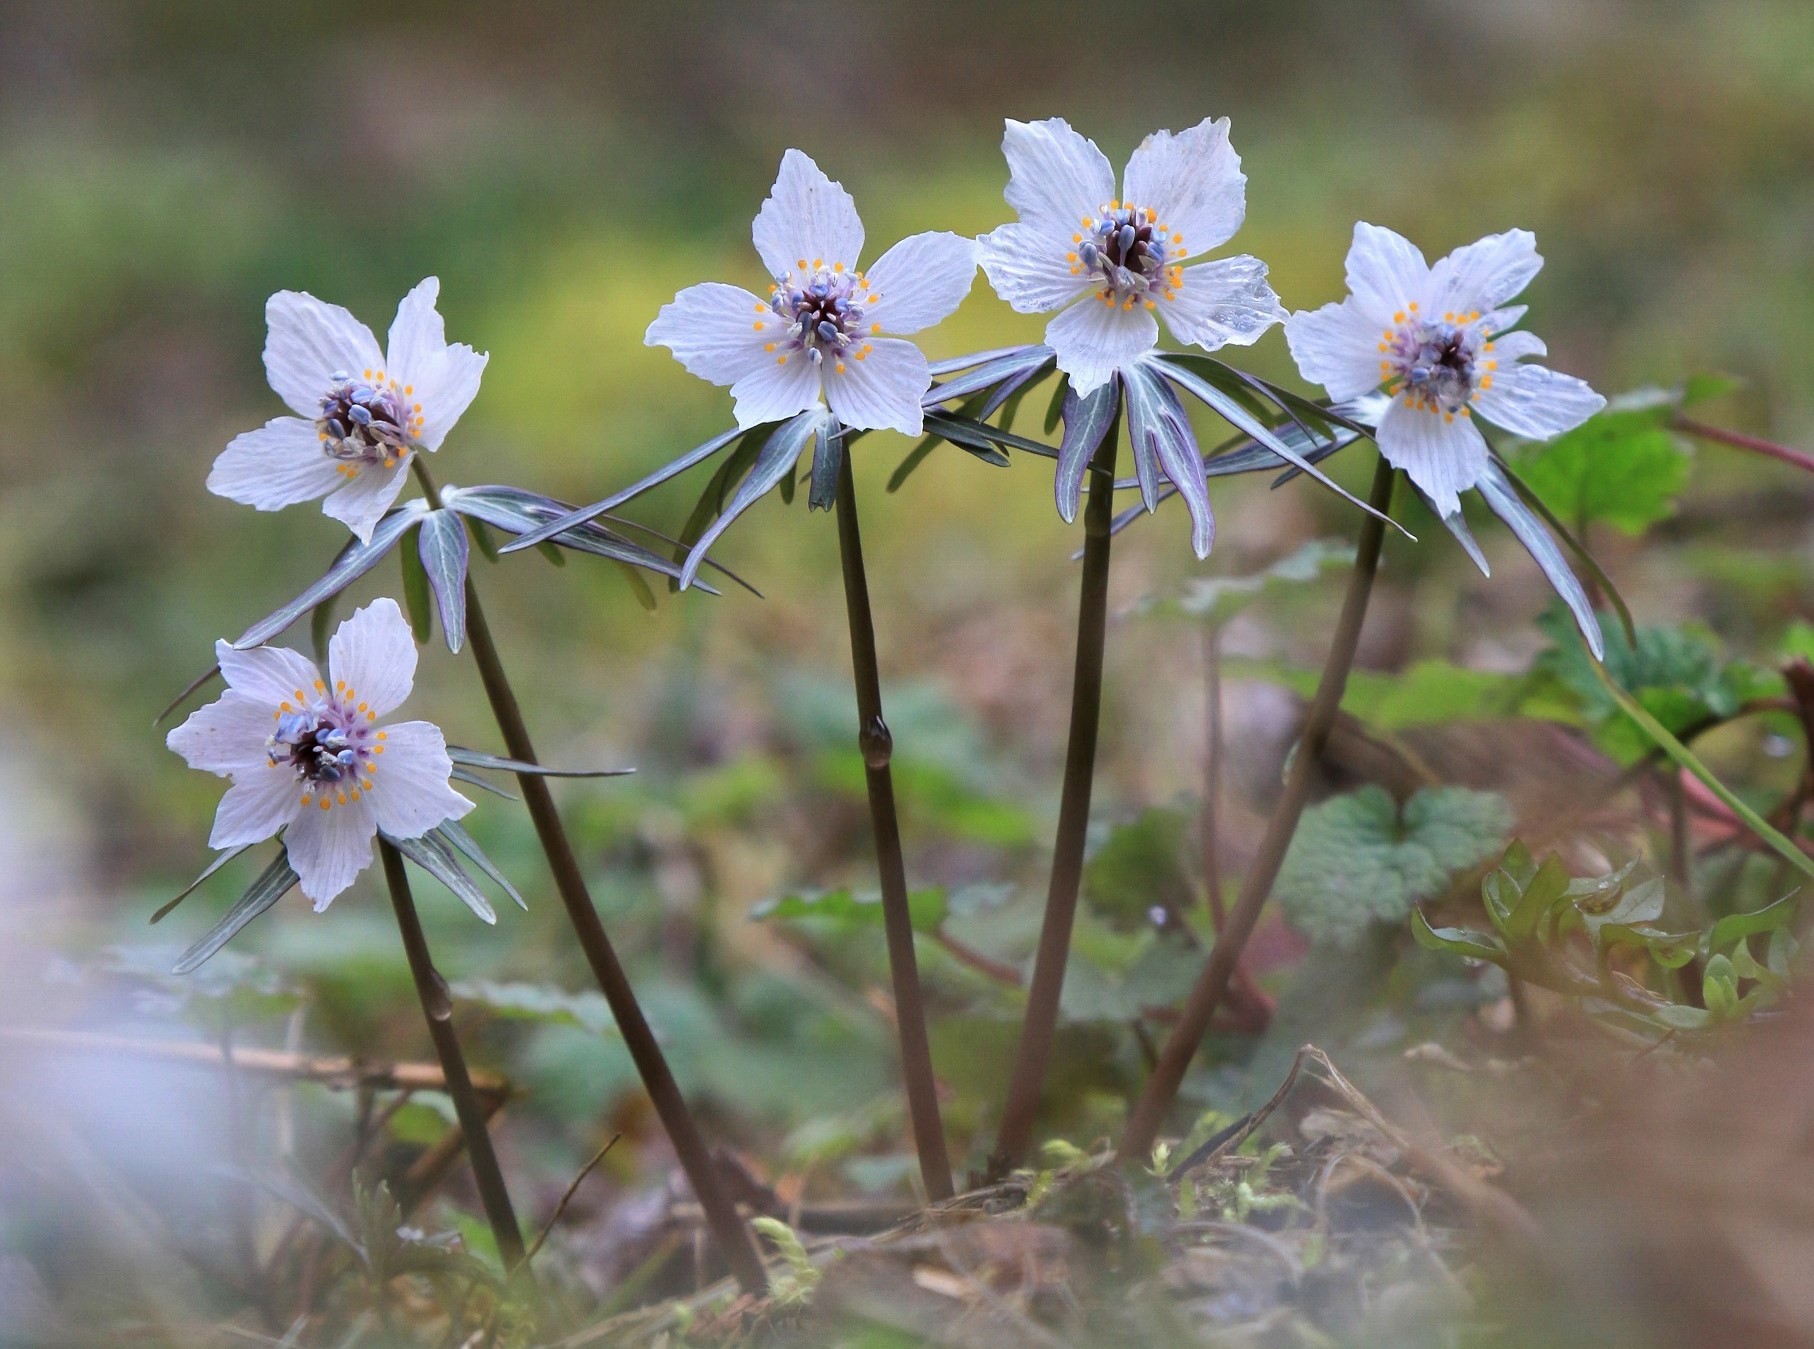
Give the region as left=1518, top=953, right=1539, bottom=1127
left=3, top=0, right=1813, bottom=1331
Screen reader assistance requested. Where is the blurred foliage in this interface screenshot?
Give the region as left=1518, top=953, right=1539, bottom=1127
left=5, top=1, right=1814, bottom=1344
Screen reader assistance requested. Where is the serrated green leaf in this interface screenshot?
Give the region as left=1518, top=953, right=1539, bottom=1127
left=1511, top=401, right=1692, bottom=535
left=1275, top=786, right=1514, bottom=948
left=447, top=978, right=617, bottom=1036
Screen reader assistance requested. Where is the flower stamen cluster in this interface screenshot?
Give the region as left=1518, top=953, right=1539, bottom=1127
left=761, top=265, right=879, bottom=376
left=267, top=677, right=389, bottom=809
left=317, top=370, right=425, bottom=478
left=1373, top=305, right=1505, bottom=422
left=1070, top=201, right=1187, bottom=312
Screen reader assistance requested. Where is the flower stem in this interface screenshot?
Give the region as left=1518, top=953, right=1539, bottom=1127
left=1201, top=624, right=1226, bottom=929
left=376, top=838, right=530, bottom=1276
left=1674, top=417, right=1814, bottom=476
left=833, top=447, right=954, bottom=1202
left=991, top=417, right=1121, bottom=1174
left=1121, top=454, right=1397, bottom=1161
left=411, top=461, right=768, bottom=1295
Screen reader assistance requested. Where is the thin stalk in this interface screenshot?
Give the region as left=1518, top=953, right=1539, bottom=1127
left=1122, top=455, right=1397, bottom=1160
left=377, top=839, right=529, bottom=1275
left=1201, top=624, right=1226, bottom=929
left=411, top=461, right=768, bottom=1295
left=991, top=418, right=1121, bottom=1173
left=1674, top=417, right=1814, bottom=476
left=833, top=447, right=954, bottom=1202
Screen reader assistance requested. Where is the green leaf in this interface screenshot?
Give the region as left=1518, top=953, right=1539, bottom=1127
left=399, top=537, right=434, bottom=644
left=1410, top=909, right=1506, bottom=962
left=1706, top=892, right=1801, bottom=955
left=751, top=886, right=949, bottom=936
left=1511, top=397, right=1692, bottom=535
left=448, top=978, right=617, bottom=1036
left=1136, top=539, right=1355, bottom=626
left=1082, top=807, right=1196, bottom=932
left=1275, top=786, right=1515, bottom=947
left=1226, top=657, right=1553, bottom=731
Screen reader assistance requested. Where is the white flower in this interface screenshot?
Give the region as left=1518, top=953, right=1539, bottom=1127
left=168, top=598, right=472, bottom=909
left=977, top=117, right=1285, bottom=397
left=209, top=279, right=488, bottom=544
left=1285, top=223, right=1606, bottom=519
left=645, top=149, right=978, bottom=437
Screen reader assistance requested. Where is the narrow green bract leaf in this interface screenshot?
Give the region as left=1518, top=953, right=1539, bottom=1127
left=173, top=848, right=299, bottom=974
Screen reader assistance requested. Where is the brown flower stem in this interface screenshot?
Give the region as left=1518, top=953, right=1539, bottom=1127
left=377, top=839, right=529, bottom=1275
left=991, top=418, right=1121, bottom=1174
left=1674, top=417, right=1814, bottom=476
left=1122, top=455, right=1397, bottom=1160
left=411, top=460, right=768, bottom=1294
left=833, top=447, right=954, bottom=1202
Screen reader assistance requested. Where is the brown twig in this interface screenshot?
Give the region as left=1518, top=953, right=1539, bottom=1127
left=525, top=1133, right=621, bottom=1265
left=0, top=1028, right=506, bottom=1098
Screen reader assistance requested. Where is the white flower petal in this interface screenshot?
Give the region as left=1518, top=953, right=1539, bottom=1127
left=1375, top=396, right=1489, bottom=519
left=407, top=343, right=487, bottom=452
left=322, top=460, right=411, bottom=544
left=822, top=338, right=929, bottom=435
left=1432, top=229, right=1542, bottom=317
left=208, top=417, right=345, bottom=511
left=1485, top=330, right=1547, bottom=362
left=385, top=277, right=448, bottom=387
left=1473, top=361, right=1605, bottom=441
left=1285, top=296, right=1388, bottom=401
left=1344, top=223, right=1432, bottom=324
left=1122, top=117, right=1246, bottom=255
left=284, top=793, right=378, bottom=909
left=367, top=720, right=472, bottom=838
left=384, top=277, right=488, bottom=451
left=1159, top=254, right=1284, bottom=352
left=977, top=220, right=1090, bottom=315
left=216, top=639, right=323, bottom=708
left=264, top=291, right=385, bottom=419
left=209, top=765, right=301, bottom=850
left=645, top=282, right=776, bottom=386
left=168, top=691, right=281, bottom=775
left=752, top=150, right=865, bottom=281
left=862, top=232, right=977, bottom=335
left=728, top=351, right=823, bottom=430
left=327, top=598, right=417, bottom=718
left=1479, top=304, right=1527, bottom=335
left=1046, top=296, right=1157, bottom=396
left=1000, top=118, right=1116, bottom=232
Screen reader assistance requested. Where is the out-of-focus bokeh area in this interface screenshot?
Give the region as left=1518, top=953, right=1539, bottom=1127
left=5, top=2, right=1814, bottom=1343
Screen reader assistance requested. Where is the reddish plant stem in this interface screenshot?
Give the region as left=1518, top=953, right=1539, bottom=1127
left=991, top=419, right=1121, bottom=1174
left=377, top=839, right=529, bottom=1275
left=412, top=461, right=768, bottom=1294
left=1122, top=456, right=1397, bottom=1160
left=1674, top=417, right=1814, bottom=476
left=833, top=447, right=954, bottom=1202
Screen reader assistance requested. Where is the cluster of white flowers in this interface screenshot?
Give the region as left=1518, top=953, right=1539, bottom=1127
left=178, top=115, right=1611, bottom=903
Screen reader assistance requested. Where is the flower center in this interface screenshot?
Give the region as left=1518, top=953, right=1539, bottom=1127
left=1068, top=202, right=1187, bottom=312
left=316, top=371, right=425, bottom=476
left=1378, top=308, right=1500, bottom=419
left=268, top=684, right=386, bottom=809
left=760, top=264, right=877, bottom=374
